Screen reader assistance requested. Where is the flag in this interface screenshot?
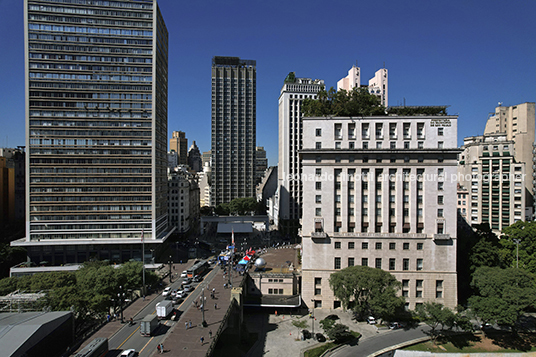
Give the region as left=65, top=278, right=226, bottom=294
left=232, top=228, right=235, bottom=245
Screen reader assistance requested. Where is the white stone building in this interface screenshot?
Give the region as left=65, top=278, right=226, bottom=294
left=337, top=65, right=388, bottom=107
left=168, top=169, right=200, bottom=234
left=300, top=114, right=459, bottom=310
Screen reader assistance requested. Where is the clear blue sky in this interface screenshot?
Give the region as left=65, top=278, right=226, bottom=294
left=1, top=0, right=536, bottom=166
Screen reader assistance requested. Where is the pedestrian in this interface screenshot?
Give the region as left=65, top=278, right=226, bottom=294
left=160, top=343, right=164, bottom=353
left=185, top=321, right=188, bottom=329
left=212, top=287, right=216, bottom=294
left=200, top=336, right=204, bottom=345
left=214, top=303, right=217, bottom=310
left=209, top=330, right=212, bottom=338
left=106, top=314, right=110, bottom=322
left=157, top=344, right=161, bottom=353
left=189, top=320, right=192, bottom=329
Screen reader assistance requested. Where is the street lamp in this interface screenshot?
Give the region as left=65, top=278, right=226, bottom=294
left=311, top=299, right=315, bottom=340
left=168, top=256, right=173, bottom=282
left=513, top=239, right=521, bottom=268
left=201, top=283, right=208, bottom=327
left=118, top=286, right=125, bottom=323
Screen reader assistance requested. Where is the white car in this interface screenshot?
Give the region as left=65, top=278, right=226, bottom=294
left=121, top=349, right=137, bottom=357
left=367, top=316, right=376, bottom=324
left=180, top=271, right=188, bottom=278
left=183, top=284, right=193, bottom=292
left=162, top=287, right=172, bottom=297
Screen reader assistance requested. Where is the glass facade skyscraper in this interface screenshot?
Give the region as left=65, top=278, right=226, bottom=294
left=18, top=0, right=170, bottom=264
left=211, top=56, right=256, bottom=206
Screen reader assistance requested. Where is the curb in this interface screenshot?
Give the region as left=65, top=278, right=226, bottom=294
left=367, top=336, right=431, bottom=357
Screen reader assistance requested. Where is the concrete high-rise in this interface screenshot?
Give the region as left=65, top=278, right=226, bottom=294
left=255, top=146, right=268, bottom=185
left=211, top=56, right=256, bottom=206
left=337, top=65, right=388, bottom=107
left=18, top=0, right=171, bottom=264
left=170, top=131, right=188, bottom=165
left=278, top=72, right=324, bottom=236
left=483, top=102, right=535, bottom=207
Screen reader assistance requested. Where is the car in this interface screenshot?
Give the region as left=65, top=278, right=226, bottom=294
left=315, top=333, right=326, bottom=342
left=367, top=316, right=376, bottom=324
left=176, top=290, right=187, bottom=298
left=301, top=329, right=311, bottom=339
left=389, top=322, right=402, bottom=330
left=182, top=277, right=192, bottom=285
left=180, top=271, right=188, bottom=278
left=193, top=275, right=203, bottom=283
left=120, top=349, right=137, bottom=357
left=183, top=284, right=193, bottom=292
left=162, top=287, right=171, bottom=297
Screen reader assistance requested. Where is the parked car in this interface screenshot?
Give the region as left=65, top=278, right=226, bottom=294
left=315, top=333, right=326, bottom=342
left=367, top=316, right=376, bottom=324
left=162, top=287, right=171, bottom=297
left=389, top=322, right=402, bottom=330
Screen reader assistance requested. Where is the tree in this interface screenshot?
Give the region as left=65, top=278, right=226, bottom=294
left=329, top=266, right=404, bottom=321
left=325, top=323, right=352, bottom=343
left=301, top=87, right=386, bottom=117
left=500, top=221, right=536, bottom=273
left=468, top=266, right=536, bottom=332
left=416, top=302, right=456, bottom=342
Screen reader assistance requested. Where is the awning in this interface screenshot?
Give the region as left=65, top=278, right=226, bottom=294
left=217, top=223, right=253, bottom=233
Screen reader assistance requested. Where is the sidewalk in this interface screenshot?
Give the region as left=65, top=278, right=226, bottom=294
left=73, top=261, right=192, bottom=354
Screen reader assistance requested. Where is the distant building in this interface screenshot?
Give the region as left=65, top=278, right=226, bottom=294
left=483, top=102, right=535, bottom=207
left=337, top=64, right=388, bottom=107
left=168, top=168, right=200, bottom=234
left=188, top=141, right=203, bottom=172
left=198, top=163, right=212, bottom=208
left=0, top=147, right=25, bottom=226
left=211, top=56, right=256, bottom=205
left=170, top=131, right=188, bottom=166
left=278, top=73, right=325, bottom=236
left=168, top=150, right=179, bottom=169
left=255, top=147, right=268, bottom=185
left=257, top=166, right=278, bottom=226
left=301, top=114, right=459, bottom=310
left=202, top=150, right=211, bottom=168
left=458, top=134, right=525, bottom=232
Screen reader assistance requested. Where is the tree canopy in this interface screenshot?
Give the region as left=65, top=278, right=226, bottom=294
left=329, top=265, right=404, bottom=321
left=468, top=266, right=536, bottom=330
left=301, top=87, right=386, bottom=117
left=215, top=197, right=265, bottom=216
left=499, top=221, right=536, bottom=273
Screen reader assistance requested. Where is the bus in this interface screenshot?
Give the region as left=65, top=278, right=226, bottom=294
left=73, top=337, right=108, bottom=357
left=186, top=261, right=209, bottom=278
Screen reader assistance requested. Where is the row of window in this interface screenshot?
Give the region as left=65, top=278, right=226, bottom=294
left=334, top=241, right=424, bottom=250
left=334, top=257, right=424, bottom=271
left=316, top=140, right=445, bottom=150
left=315, top=123, right=444, bottom=140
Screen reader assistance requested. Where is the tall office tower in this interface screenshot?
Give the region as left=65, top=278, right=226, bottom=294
left=301, top=114, right=459, bottom=310
left=278, top=72, right=324, bottom=236
left=337, top=65, right=388, bottom=107
left=211, top=56, right=256, bottom=206
left=483, top=102, right=535, bottom=206
left=458, top=134, right=526, bottom=232
left=187, top=141, right=202, bottom=172
left=255, top=146, right=268, bottom=185
left=170, top=131, right=188, bottom=165
left=19, top=0, right=170, bottom=264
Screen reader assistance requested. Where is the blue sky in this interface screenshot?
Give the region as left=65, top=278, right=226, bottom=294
left=1, top=0, right=536, bottom=166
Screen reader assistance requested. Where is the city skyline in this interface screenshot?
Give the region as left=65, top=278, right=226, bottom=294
left=2, top=0, right=536, bottom=166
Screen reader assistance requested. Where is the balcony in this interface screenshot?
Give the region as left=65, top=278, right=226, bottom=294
left=434, top=234, right=451, bottom=241
left=311, top=231, right=327, bottom=239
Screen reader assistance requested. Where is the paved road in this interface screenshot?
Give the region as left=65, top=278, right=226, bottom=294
left=330, top=325, right=431, bottom=357
left=106, top=264, right=221, bottom=356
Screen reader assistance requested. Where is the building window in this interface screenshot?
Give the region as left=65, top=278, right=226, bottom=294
left=417, top=243, right=423, bottom=250
left=316, top=128, right=322, bottom=137
left=316, top=168, right=322, bottom=176
left=438, top=182, right=444, bottom=191
left=418, top=141, right=424, bottom=149
left=361, top=258, right=368, bottom=266
left=438, top=127, right=444, bottom=136
left=335, top=142, right=341, bottom=149
left=316, top=142, right=322, bottom=149
left=315, top=208, right=321, bottom=216
left=416, top=290, right=423, bottom=298
left=438, top=209, right=443, bottom=217
left=438, top=141, right=444, bottom=149
left=334, top=257, right=341, bottom=269
left=316, top=182, right=322, bottom=190
left=403, top=258, right=409, bottom=271
left=436, top=280, right=443, bottom=289
left=437, top=196, right=444, bottom=204
left=416, top=258, right=423, bottom=271
left=375, top=242, right=382, bottom=250
left=362, top=242, right=369, bottom=250
left=348, top=242, right=355, bottom=249
left=316, top=195, right=322, bottom=203
left=389, top=242, right=396, bottom=250
left=334, top=301, right=341, bottom=309
left=348, top=257, right=355, bottom=267
left=403, top=242, right=409, bottom=250
left=334, top=242, right=341, bottom=249
left=315, top=288, right=321, bottom=295
left=389, top=258, right=395, bottom=270
left=375, top=258, right=382, bottom=269
left=436, top=291, right=443, bottom=298
left=314, top=277, right=322, bottom=285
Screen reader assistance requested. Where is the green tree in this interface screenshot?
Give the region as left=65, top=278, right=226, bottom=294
left=468, top=266, right=536, bottom=332
left=416, top=302, right=456, bottom=342
left=329, top=266, right=404, bottom=320
left=215, top=203, right=230, bottom=216
left=500, top=221, right=536, bottom=273
left=301, top=87, right=386, bottom=117
left=325, top=323, right=352, bottom=343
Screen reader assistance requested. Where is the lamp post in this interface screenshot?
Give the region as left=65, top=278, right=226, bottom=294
left=311, top=299, right=315, bottom=340
left=201, top=283, right=208, bottom=327
left=118, top=286, right=125, bottom=323
left=168, top=256, right=173, bottom=283
left=513, top=239, right=521, bottom=268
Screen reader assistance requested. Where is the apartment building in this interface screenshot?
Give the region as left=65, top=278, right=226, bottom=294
left=300, top=114, right=459, bottom=310
left=337, top=65, right=388, bottom=107
left=211, top=56, right=256, bottom=206
left=458, top=134, right=526, bottom=231
left=18, top=0, right=170, bottom=264
left=168, top=169, right=200, bottom=234
left=170, top=131, right=188, bottom=166
left=278, top=73, right=324, bottom=236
